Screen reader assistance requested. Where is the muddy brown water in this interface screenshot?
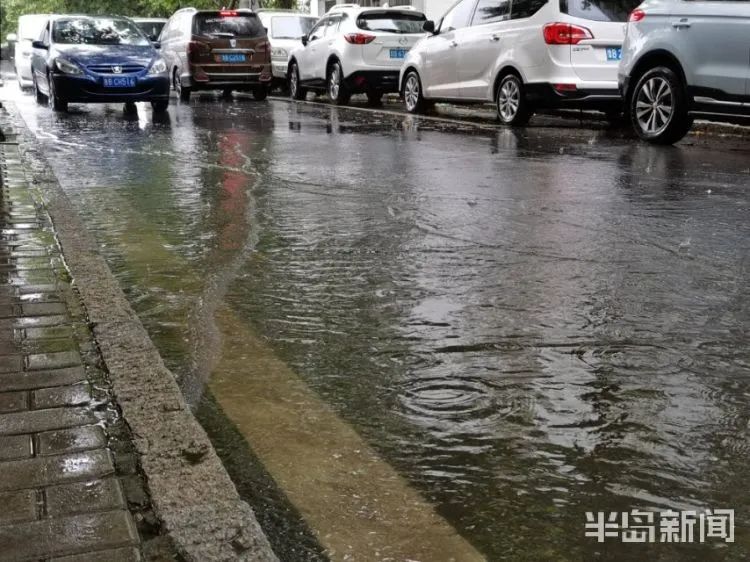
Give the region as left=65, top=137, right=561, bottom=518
left=7, top=86, right=750, bottom=561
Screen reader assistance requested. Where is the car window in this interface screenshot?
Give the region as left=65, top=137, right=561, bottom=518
left=356, top=11, right=426, bottom=33
left=559, top=0, right=641, bottom=22
left=52, top=17, right=150, bottom=46
left=308, top=18, right=328, bottom=41
left=441, top=0, right=479, bottom=31
left=135, top=21, right=165, bottom=41
left=41, top=23, right=51, bottom=45
left=271, top=16, right=317, bottom=39
left=194, top=12, right=265, bottom=38
left=471, top=0, right=511, bottom=24
left=510, top=0, right=548, bottom=19
left=325, top=16, right=341, bottom=37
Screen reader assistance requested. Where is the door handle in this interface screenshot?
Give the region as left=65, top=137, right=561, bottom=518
left=450, top=40, right=458, bottom=48
left=672, top=19, right=691, bottom=29
left=491, top=34, right=500, bottom=41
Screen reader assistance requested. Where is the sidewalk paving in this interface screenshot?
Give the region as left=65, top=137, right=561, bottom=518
left=0, top=106, right=157, bottom=561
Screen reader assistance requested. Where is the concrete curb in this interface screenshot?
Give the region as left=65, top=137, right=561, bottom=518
left=1, top=102, right=278, bottom=562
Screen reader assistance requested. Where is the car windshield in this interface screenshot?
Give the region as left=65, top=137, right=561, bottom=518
left=270, top=16, right=317, bottom=39
left=356, top=11, right=426, bottom=33
left=194, top=12, right=265, bottom=38
left=560, top=0, right=641, bottom=22
left=135, top=20, right=165, bottom=41
left=52, top=17, right=150, bottom=45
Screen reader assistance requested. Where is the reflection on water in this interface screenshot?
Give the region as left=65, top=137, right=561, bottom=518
left=11, top=91, right=750, bottom=561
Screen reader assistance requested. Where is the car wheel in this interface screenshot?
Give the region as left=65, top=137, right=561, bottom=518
left=629, top=66, right=692, bottom=145
left=366, top=89, right=383, bottom=106
left=33, top=75, right=47, bottom=105
left=47, top=74, right=67, bottom=112
left=403, top=70, right=427, bottom=114
left=289, top=61, right=306, bottom=101
left=174, top=69, right=191, bottom=102
left=496, top=74, right=530, bottom=126
left=327, top=61, right=350, bottom=106
left=151, top=100, right=169, bottom=113
left=252, top=86, right=268, bottom=101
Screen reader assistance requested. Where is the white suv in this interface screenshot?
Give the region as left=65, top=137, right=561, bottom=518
left=400, top=0, right=640, bottom=124
left=287, top=5, right=427, bottom=105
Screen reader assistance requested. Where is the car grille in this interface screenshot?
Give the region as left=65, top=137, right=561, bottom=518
left=87, top=64, right=146, bottom=74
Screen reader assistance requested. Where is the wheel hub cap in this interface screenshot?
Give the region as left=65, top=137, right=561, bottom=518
left=498, top=81, right=520, bottom=121
left=636, top=77, right=674, bottom=135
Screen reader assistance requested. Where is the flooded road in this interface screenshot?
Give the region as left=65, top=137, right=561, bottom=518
left=5, top=81, right=750, bottom=560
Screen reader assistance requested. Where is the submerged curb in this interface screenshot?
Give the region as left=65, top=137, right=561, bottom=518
left=2, top=102, right=278, bottom=562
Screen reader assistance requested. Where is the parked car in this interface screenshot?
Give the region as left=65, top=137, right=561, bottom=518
left=288, top=5, right=427, bottom=105
left=30, top=15, right=170, bottom=112
left=133, top=17, right=168, bottom=42
left=257, top=10, right=318, bottom=90
left=620, top=0, right=750, bottom=144
left=14, top=14, right=53, bottom=88
left=400, top=0, right=640, bottom=124
left=159, top=8, right=272, bottom=101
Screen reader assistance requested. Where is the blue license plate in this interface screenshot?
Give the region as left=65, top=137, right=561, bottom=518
left=389, top=48, right=407, bottom=59
left=103, top=76, right=136, bottom=88
left=606, top=47, right=622, bottom=61
left=220, top=54, right=246, bottom=63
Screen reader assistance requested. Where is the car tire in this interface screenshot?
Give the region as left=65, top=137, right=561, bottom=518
left=629, top=66, right=692, bottom=145
left=151, top=100, right=169, bottom=113
left=252, top=86, right=268, bottom=101
left=327, top=61, right=350, bottom=106
left=33, top=76, right=46, bottom=105
left=289, top=61, right=306, bottom=101
left=222, top=88, right=233, bottom=99
left=366, top=89, right=383, bottom=106
left=174, top=69, right=191, bottom=102
left=402, top=70, right=427, bottom=114
left=495, top=74, right=530, bottom=126
left=47, top=74, right=67, bottom=112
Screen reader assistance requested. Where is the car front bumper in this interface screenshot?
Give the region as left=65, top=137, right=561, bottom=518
left=52, top=73, right=170, bottom=103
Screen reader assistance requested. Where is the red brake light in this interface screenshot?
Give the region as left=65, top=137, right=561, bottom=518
left=220, top=10, right=238, bottom=17
left=543, top=22, right=593, bottom=45
left=629, top=9, right=646, bottom=22
left=344, top=33, right=376, bottom=45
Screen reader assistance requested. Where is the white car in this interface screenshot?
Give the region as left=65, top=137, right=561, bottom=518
left=257, top=10, right=318, bottom=89
left=14, top=14, right=52, bottom=88
left=400, top=0, right=640, bottom=124
left=287, top=5, right=427, bottom=105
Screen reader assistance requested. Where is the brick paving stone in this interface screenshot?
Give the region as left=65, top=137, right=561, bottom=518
left=46, top=478, right=125, bottom=517
left=0, top=434, right=31, bottom=460
left=22, top=302, right=68, bottom=316
left=0, top=489, right=38, bottom=524
left=0, top=449, right=115, bottom=491
left=0, top=366, right=85, bottom=391
left=0, top=389, right=27, bottom=413
left=0, top=353, right=23, bottom=372
left=13, top=314, right=69, bottom=328
left=38, top=425, right=106, bottom=456
left=27, top=350, right=82, bottom=371
left=50, top=546, right=142, bottom=562
left=34, top=383, right=91, bottom=409
left=25, top=325, right=73, bottom=340
left=0, top=510, right=138, bottom=560
left=0, top=406, right=95, bottom=436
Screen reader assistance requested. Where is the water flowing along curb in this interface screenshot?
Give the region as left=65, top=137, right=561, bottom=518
left=0, top=102, right=278, bottom=562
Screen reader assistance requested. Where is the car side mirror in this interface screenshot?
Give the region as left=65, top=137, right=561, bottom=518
left=32, top=40, right=48, bottom=50
left=301, top=34, right=308, bottom=46
left=423, top=20, right=435, bottom=34
left=152, top=41, right=161, bottom=49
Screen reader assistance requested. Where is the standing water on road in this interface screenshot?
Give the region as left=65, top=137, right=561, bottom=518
left=7, top=86, right=750, bottom=561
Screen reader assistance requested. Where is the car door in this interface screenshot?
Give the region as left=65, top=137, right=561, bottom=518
left=317, top=15, right=342, bottom=80
left=299, top=17, right=329, bottom=81
left=159, top=17, right=176, bottom=73
left=32, top=22, right=52, bottom=91
left=670, top=1, right=750, bottom=100
left=457, top=0, right=511, bottom=100
left=422, top=0, right=478, bottom=99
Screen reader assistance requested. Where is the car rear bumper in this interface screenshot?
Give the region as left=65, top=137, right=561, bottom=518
left=526, top=82, right=622, bottom=110
left=52, top=74, right=170, bottom=103
left=344, top=70, right=400, bottom=93
left=185, top=64, right=272, bottom=90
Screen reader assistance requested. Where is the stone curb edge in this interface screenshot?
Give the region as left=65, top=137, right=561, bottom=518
left=0, top=102, right=278, bottom=562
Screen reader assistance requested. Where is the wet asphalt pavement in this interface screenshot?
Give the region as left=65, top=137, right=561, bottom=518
left=3, top=75, right=750, bottom=561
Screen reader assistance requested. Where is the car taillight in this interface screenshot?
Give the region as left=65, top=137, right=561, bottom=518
left=543, top=22, right=593, bottom=45
left=629, top=9, right=646, bottom=22
left=344, top=33, right=376, bottom=45
left=220, top=10, right=238, bottom=17
left=188, top=41, right=210, bottom=59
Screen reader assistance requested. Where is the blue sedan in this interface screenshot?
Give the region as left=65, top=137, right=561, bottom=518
left=31, top=15, right=170, bottom=112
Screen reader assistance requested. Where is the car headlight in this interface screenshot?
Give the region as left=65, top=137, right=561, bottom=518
left=148, top=58, right=167, bottom=75
left=271, top=47, right=288, bottom=60
left=55, top=58, right=83, bottom=75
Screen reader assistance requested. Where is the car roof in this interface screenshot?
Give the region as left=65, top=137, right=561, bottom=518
left=132, top=17, right=167, bottom=22
left=326, top=4, right=423, bottom=16
left=256, top=10, right=316, bottom=15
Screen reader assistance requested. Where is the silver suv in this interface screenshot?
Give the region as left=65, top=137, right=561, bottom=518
left=619, top=0, right=750, bottom=144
